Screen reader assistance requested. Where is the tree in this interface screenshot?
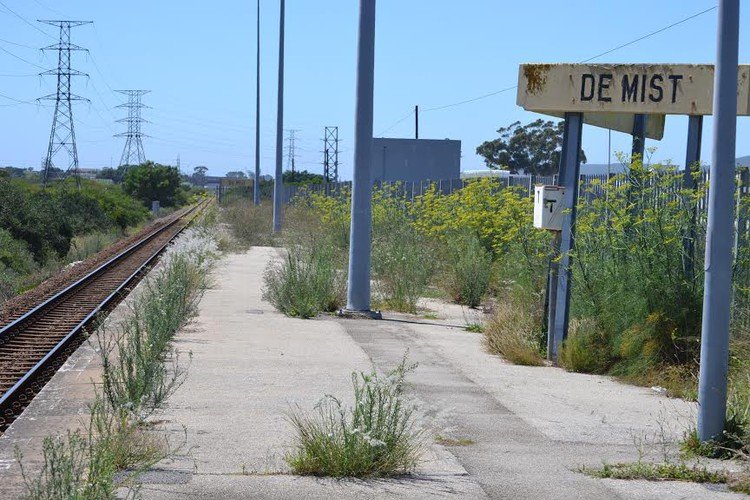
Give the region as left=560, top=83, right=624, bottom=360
left=123, top=162, right=186, bottom=207
left=476, top=119, right=586, bottom=176
left=98, top=165, right=129, bottom=183
left=226, top=171, right=247, bottom=179
left=193, top=165, right=208, bottom=185
left=283, top=170, right=324, bottom=185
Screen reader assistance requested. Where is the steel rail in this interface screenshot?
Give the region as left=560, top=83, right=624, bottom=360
left=0, top=206, right=191, bottom=341
left=0, top=200, right=207, bottom=429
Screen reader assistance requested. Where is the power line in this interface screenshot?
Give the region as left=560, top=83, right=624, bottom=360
left=580, top=6, right=718, bottom=63
left=86, top=50, right=116, bottom=93
left=413, top=5, right=718, bottom=115
left=31, top=0, right=67, bottom=17
left=377, top=109, right=414, bottom=136
left=86, top=79, right=117, bottom=121
left=87, top=101, right=116, bottom=134
left=0, top=1, right=55, bottom=39
left=150, top=137, right=253, bottom=159
left=0, top=45, right=46, bottom=70
left=0, top=37, right=39, bottom=50
left=423, top=85, right=518, bottom=112
left=0, top=91, right=43, bottom=106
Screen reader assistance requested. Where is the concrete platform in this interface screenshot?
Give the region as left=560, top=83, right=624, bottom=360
left=138, top=248, right=743, bottom=499
left=0, top=247, right=744, bottom=499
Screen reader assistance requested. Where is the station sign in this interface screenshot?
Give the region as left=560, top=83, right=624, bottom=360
left=517, top=64, right=750, bottom=139
left=518, top=63, right=750, bottom=118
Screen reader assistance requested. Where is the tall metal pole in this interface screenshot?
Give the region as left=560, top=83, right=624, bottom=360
left=272, top=0, right=285, bottom=232
left=345, top=0, right=376, bottom=313
left=254, top=0, right=261, bottom=205
left=550, top=112, right=584, bottom=360
left=698, top=0, right=739, bottom=442
left=415, top=105, right=419, bottom=139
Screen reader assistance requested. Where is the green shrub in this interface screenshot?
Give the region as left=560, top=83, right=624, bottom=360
left=0, top=228, right=37, bottom=302
left=443, top=230, right=492, bottom=308
left=0, top=177, right=148, bottom=265
left=571, top=162, right=704, bottom=375
left=559, top=318, right=612, bottom=374
left=263, top=242, right=344, bottom=318
left=286, top=356, right=422, bottom=477
left=372, top=196, right=433, bottom=313
left=16, top=430, right=116, bottom=500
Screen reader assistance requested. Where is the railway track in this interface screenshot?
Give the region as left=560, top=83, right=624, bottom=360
left=0, top=200, right=209, bottom=432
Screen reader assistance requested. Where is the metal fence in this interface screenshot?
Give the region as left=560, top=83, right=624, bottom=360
left=217, top=169, right=750, bottom=221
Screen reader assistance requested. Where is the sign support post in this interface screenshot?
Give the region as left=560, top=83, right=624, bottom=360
left=684, top=115, right=704, bottom=190
left=550, top=112, right=583, bottom=359
left=683, top=115, right=703, bottom=281
left=345, top=0, right=377, bottom=314
left=698, top=0, right=740, bottom=442
left=631, top=114, right=647, bottom=160
left=546, top=231, right=561, bottom=360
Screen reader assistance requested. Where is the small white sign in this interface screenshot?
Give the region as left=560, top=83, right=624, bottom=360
left=518, top=63, right=750, bottom=117
left=534, top=185, right=565, bottom=231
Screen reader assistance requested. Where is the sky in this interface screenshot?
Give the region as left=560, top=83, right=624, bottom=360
left=0, top=0, right=748, bottom=179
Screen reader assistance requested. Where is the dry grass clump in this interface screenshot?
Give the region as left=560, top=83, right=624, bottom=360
left=558, top=318, right=611, bottom=374
left=222, top=200, right=274, bottom=248
left=483, top=298, right=544, bottom=366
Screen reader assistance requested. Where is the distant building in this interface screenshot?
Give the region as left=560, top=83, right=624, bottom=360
left=371, top=138, right=460, bottom=183
left=76, top=168, right=99, bottom=180
left=461, top=169, right=510, bottom=179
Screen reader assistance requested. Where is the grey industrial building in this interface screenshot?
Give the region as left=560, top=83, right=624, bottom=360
left=371, top=138, right=461, bottom=183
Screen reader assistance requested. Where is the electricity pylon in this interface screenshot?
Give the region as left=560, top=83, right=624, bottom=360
left=115, top=90, right=150, bottom=167
left=323, top=126, right=339, bottom=183
left=285, top=129, right=298, bottom=175
left=38, top=20, right=93, bottom=185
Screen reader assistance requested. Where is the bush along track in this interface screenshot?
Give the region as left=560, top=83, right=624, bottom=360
left=15, top=223, right=219, bottom=499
